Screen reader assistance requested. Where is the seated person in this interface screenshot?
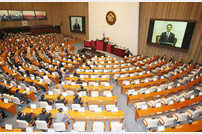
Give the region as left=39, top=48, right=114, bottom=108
left=55, top=96, right=67, bottom=105
left=55, top=108, right=70, bottom=125
left=76, top=78, right=82, bottom=84
left=73, top=94, right=83, bottom=105
left=0, top=84, right=13, bottom=95
left=73, top=71, right=78, bottom=77
left=17, top=111, right=37, bottom=125
left=39, top=109, right=52, bottom=126
left=14, top=89, right=30, bottom=104
left=30, top=82, right=40, bottom=91
left=39, top=94, right=53, bottom=105
left=78, top=86, right=86, bottom=93
left=0, top=109, right=7, bottom=119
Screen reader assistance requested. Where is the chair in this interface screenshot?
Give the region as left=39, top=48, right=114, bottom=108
left=20, top=83, right=27, bottom=89
left=172, top=94, right=186, bottom=102
left=89, top=105, right=99, bottom=112
left=16, top=119, right=35, bottom=129
left=172, top=112, right=188, bottom=122
left=109, top=122, right=123, bottom=132
left=195, top=86, right=202, bottom=92
left=134, top=102, right=147, bottom=109
left=77, top=91, right=86, bottom=97
left=106, top=105, right=116, bottom=111
left=53, top=122, right=68, bottom=132
left=142, top=118, right=159, bottom=129
left=185, top=108, right=200, bottom=119
left=3, top=94, right=12, bottom=102
left=72, top=122, right=86, bottom=132
left=39, top=102, right=49, bottom=109
left=92, top=122, right=105, bottom=132
left=160, top=97, right=173, bottom=105
left=139, top=88, right=147, bottom=94
left=11, top=96, right=26, bottom=106
left=53, top=89, right=62, bottom=95
left=182, top=90, right=194, bottom=99
left=147, top=99, right=161, bottom=107
left=159, top=115, right=175, bottom=126
left=64, top=91, right=74, bottom=96
left=71, top=104, right=81, bottom=111
left=29, top=86, right=39, bottom=93
left=55, top=103, right=66, bottom=110
left=148, top=86, right=157, bottom=92
left=35, top=120, right=51, bottom=130
left=91, top=91, right=99, bottom=97
left=159, top=84, right=167, bottom=90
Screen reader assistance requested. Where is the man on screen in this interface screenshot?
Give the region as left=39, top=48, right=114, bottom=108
left=159, top=24, right=175, bottom=45
left=73, top=19, right=80, bottom=31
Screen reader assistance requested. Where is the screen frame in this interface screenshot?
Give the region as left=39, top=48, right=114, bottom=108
left=7, top=10, right=23, bottom=21
left=69, top=16, right=86, bottom=34
left=147, top=18, right=197, bottom=52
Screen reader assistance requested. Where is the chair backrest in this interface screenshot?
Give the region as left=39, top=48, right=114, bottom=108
left=66, top=91, right=74, bottom=96
left=16, top=120, right=28, bottom=129
left=89, top=105, right=99, bottom=111
left=110, top=122, right=123, bottom=132
left=55, top=103, right=65, bottom=109
left=106, top=105, right=116, bottom=111
left=53, top=122, right=66, bottom=132
left=73, top=122, right=85, bottom=132
left=91, top=91, right=99, bottom=97
left=29, top=86, right=37, bottom=93
left=147, top=118, right=159, bottom=128
left=53, top=89, right=62, bottom=95
left=72, top=104, right=81, bottom=111
left=11, top=96, right=21, bottom=105
left=3, top=94, right=12, bottom=102
left=20, top=83, right=27, bottom=89
left=39, top=101, right=49, bottom=108
left=93, top=122, right=104, bottom=132
left=35, top=120, right=48, bottom=130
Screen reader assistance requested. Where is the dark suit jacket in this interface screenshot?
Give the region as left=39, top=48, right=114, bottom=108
left=39, top=113, right=51, bottom=123
left=14, top=93, right=26, bottom=100
left=56, top=98, right=65, bottom=104
left=160, top=32, right=175, bottom=45
left=17, top=113, right=33, bottom=123
left=73, top=97, right=82, bottom=104
left=39, top=99, right=52, bottom=105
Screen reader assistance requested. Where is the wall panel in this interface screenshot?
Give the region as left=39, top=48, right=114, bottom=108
left=0, top=2, right=61, bottom=28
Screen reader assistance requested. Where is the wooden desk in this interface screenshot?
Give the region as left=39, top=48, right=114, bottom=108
left=135, top=95, right=202, bottom=122
left=170, top=65, right=194, bottom=82
left=44, top=94, right=118, bottom=105
left=137, top=55, right=159, bottom=67
left=65, top=77, right=110, bottom=84
left=121, top=78, right=168, bottom=93
left=186, top=76, right=202, bottom=91
left=117, top=73, right=154, bottom=85
left=56, top=84, right=113, bottom=93
left=127, top=85, right=186, bottom=105
left=146, top=60, right=167, bottom=71
left=11, top=87, right=35, bottom=101
left=0, top=100, right=17, bottom=116
left=23, top=108, right=125, bottom=122
left=151, top=119, right=202, bottom=132
left=157, top=62, right=180, bottom=76
left=0, top=127, right=23, bottom=132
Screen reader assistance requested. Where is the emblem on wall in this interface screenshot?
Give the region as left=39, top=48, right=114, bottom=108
left=106, top=11, right=116, bottom=25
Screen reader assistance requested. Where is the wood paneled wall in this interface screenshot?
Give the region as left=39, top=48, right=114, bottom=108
left=0, top=2, right=89, bottom=40
left=139, top=2, right=202, bottom=63
left=0, top=2, right=62, bottom=28
left=60, top=2, right=89, bottom=40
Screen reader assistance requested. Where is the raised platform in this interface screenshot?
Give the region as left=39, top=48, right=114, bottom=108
left=77, top=48, right=105, bottom=59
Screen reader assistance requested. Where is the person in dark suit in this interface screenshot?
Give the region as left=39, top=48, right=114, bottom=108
left=76, top=78, right=82, bottom=85
left=17, top=111, right=37, bottom=125
left=39, top=109, right=52, bottom=125
left=73, top=19, right=80, bottom=31
left=39, top=94, right=53, bottom=105
left=0, top=110, right=7, bottom=119
left=78, top=86, right=86, bottom=93
left=73, top=94, right=83, bottom=105
left=55, top=96, right=67, bottom=105
left=160, top=24, right=175, bottom=45
left=0, top=84, right=13, bottom=95
left=14, top=89, right=30, bottom=104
